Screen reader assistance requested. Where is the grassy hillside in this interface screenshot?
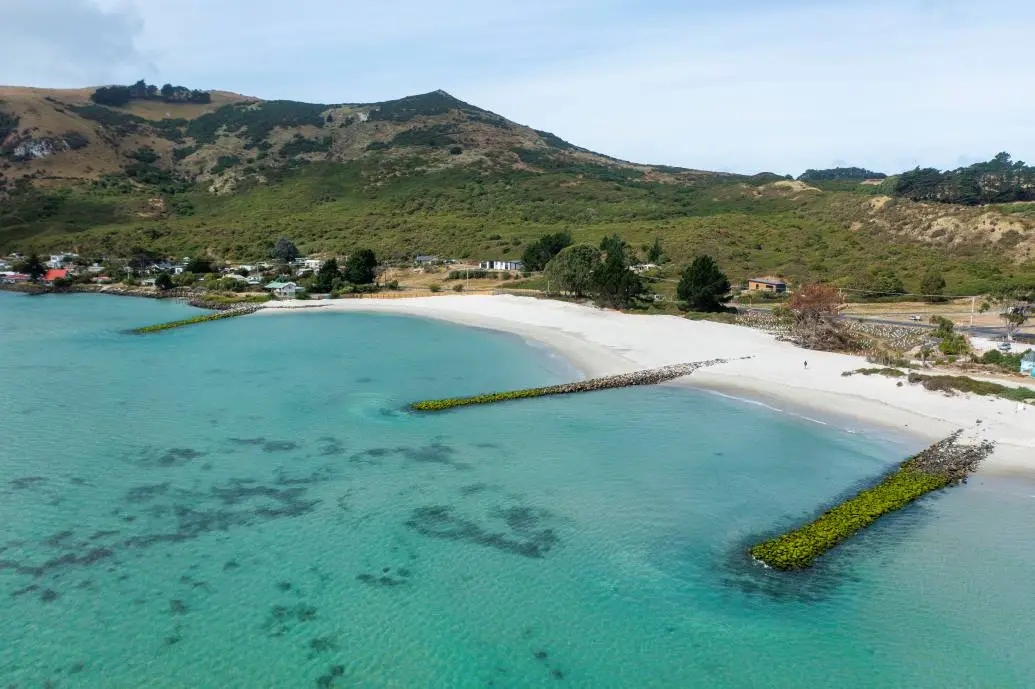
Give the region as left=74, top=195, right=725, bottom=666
left=2, top=85, right=1034, bottom=295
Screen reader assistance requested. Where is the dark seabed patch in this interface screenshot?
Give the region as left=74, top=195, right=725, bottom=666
left=350, top=443, right=470, bottom=470
left=130, top=447, right=206, bottom=468
left=228, top=437, right=300, bottom=453
left=1, top=474, right=326, bottom=595
left=405, top=505, right=560, bottom=558
left=10, top=476, right=48, bottom=490
left=125, top=483, right=171, bottom=503
left=263, top=603, right=318, bottom=637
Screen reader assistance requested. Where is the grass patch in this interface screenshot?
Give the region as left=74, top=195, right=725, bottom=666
left=842, top=367, right=907, bottom=378
left=906, top=372, right=1035, bottom=403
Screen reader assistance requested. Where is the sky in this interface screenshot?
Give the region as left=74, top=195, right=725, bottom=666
left=4, top=0, right=1033, bottom=175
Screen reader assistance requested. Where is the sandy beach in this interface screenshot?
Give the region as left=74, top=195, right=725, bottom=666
left=263, top=295, right=1034, bottom=476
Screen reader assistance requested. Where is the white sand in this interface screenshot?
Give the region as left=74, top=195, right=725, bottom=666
left=262, top=295, right=1034, bottom=476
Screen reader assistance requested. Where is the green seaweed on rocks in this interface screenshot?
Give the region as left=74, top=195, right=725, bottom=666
left=129, top=305, right=262, bottom=334
left=750, top=431, right=995, bottom=570
left=409, top=360, right=729, bottom=411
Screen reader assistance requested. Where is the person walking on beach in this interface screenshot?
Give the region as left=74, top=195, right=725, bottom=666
left=804, top=360, right=808, bottom=369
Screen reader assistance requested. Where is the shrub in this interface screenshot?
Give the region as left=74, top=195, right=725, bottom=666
left=452, top=283, right=464, bottom=292
left=63, top=132, right=89, bottom=150
left=429, top=283, right=442, bottom=293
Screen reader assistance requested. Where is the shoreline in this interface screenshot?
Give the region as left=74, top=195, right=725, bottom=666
left=264, top=295, right=1031, bottom=477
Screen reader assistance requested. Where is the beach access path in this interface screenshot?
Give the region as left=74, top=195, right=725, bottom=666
left=261, top=295, right=1034, bottom=476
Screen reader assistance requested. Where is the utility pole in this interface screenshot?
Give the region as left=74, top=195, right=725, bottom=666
left=970, top=296, right=976, bottom=334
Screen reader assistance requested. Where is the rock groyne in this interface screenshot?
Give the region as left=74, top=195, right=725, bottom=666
left=749, top=431, right=995, bottom=570
left=409, top=359, right=729, bottom=411
left=129, top=303, right=264, bottom=334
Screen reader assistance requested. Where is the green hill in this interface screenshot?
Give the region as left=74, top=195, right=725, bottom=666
left=2, top=84, right=1034, bottom=295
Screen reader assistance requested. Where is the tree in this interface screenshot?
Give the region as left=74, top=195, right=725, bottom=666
left=676, top=255, right=730, bottom=312
left=161, top=83, right=175, bottom=99
left=1001, top=307, right=1029, bottom=341
left=313, top=258, right=340, bottom=292
left=544, top=244, right=601, bottom=297
left=19, top=254, right=47, bottom=282
left=272, top=237, right=299, bottom=263
left=647, top=237, right=664, bottom=264
left=788, top=283, right=841, bottom=322
left=860, top=269, right=905, bottom=299
left=155, top=272, right=173, bottom=290
left=521, top=232, right=572, bottom=271
left=920, top=271, right=947, bottom=303
left=344, top=249, right=377, bottom=284
left=185, top=257, right=214, bottom=274
left=592, top=238, right=644, bottom=308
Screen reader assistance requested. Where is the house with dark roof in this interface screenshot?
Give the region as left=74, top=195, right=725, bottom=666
left=747, top=276, right=787, bottom=293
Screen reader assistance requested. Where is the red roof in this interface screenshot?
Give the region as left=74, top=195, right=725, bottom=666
left=44, top=269, right=68, bottom=282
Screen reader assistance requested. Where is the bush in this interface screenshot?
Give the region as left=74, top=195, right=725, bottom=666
left=452, top=283, right=464, bottom=292
left=429, top=283, right=442, bottom=293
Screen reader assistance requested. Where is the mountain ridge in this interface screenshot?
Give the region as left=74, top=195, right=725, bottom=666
left=2, top=84, right=1034, bottom=294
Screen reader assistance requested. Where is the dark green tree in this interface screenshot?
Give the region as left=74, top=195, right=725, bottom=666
left=521, top=232, right=572, bottom=271
left=313, top=258, right=340, bottom=292
left=344, top=249, right=378, bottom=284
left=676, top=255, right=731, bottom=312
left=592, top=238, right=644, bottom=308
left=647, top=237, right=664, bottom=264
left=272, top=237, right=299, bottom=262
left=155, top=272, right=173, bottom=290
left=185, top=257, right=214, bottom=274
left=544, top=244, right=601, bottom=297
left=20, top=254, right=48, bottom=282
left=920, top=270, right=947, bottom=303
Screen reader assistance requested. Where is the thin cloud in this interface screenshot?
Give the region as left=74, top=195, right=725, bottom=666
left=2, top=0, right=148, bottom=87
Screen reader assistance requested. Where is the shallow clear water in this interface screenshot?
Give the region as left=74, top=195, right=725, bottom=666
left=2, top=292, right=1034, bottom=688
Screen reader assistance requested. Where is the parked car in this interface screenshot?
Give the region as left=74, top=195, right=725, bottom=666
left=998, top=341, right=1013, bottom=353
left=908, top=314, right=922, bottom=322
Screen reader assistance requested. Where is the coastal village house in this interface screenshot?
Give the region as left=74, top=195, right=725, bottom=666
left=479, top=260, right=524, bottom=271
left=43, top=269, right=68, bottom=284
left=747, top=276, right=788, bottom=293
left=264, top=280, right=302, bottom=299
left=414, top=256, right=439, bottom=267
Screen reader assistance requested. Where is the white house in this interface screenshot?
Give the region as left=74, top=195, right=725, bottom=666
left=479, top=260, right=523, bottom=271
left=264, top=280, right=303, bottom=299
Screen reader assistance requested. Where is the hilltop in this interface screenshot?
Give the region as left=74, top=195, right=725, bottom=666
left=2, top=84, right=1034, bottom=294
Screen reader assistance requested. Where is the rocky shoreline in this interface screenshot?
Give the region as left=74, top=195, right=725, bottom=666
left=0, top=283, right=266, bottom=311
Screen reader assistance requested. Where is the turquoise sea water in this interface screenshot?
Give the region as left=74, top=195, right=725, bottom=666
left=2, top=292, right=1034, bottom=688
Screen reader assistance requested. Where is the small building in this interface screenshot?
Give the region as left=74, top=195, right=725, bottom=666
left=479, top=260, right=523, bottom=271
left=1022, top=352, right=1035, bottom=377
left=747, top=276, right=787, bottom=293
left=631, top=263, right=658, bottom=274
left=414, top=255, right=439, bottom=267
left=1, top=272, right=30, bottom=284
left=264, top=280, right=303, bottom=299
